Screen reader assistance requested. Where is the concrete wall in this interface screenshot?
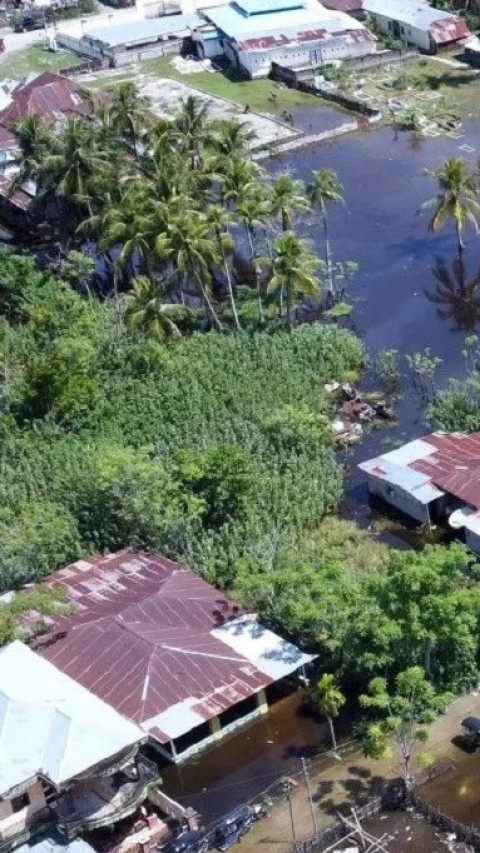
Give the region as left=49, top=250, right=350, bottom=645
left=0, top=783, right=47, bottom=839
left=235, top=34, right=371, bottom=78
left=366, top=11, right=431, bottom=51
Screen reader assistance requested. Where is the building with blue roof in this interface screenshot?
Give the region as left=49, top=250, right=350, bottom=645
left=194, top=0, right=374, bottom=77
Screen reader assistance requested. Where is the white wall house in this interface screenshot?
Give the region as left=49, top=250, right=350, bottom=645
left=362, top=0, right=469, bottom=53
left=201, top=0, right=374, bottom=78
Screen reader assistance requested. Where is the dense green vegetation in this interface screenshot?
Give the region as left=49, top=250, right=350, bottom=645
left=0, top=247, right=362, bottom=591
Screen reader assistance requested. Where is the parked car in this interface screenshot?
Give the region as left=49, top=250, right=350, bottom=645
left=161, top=831, right=209, bottom=853
left=213, top=805, right=258, bottom=851
left=461, top=716, right=480, bottom=745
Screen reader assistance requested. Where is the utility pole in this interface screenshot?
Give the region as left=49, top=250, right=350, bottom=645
left=282, top=778, right=297, bottom=846
left=301, top=757, right=318, bottom=839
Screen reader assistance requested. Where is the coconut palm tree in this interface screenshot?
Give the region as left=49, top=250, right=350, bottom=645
left=423, top=158, right=480, bottom=261
left=308, top=169, right=344, bottom=297
left=237, top=195, right=270, bottom=324
left=173, top=96, right=210, bottom=170
left=269, top=174, right=310, bottom=232
left=206, top=204, right=241, bottom=330
left=98, top=184, right=157, bottom=278
left=109, top=82, right=151, bottom=159
left=124, top=276, right=189, bottom=338
left=156, top=208, right=223, bottom=332
left=210, top=119, right=256, bottom=160
left=266, top=231, right=320, bottom=330
left=315, top=674, right=345, bottom=753
left=41, top=117, right=110, bottom=222
left=221, top=156, right=266, bottom=207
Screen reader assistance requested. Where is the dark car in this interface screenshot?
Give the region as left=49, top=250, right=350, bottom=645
left=214, top=806, right=257, bottom=851
left=461, top=716, right=480, bottom=743
left=161, top=831, right=209, bottom=853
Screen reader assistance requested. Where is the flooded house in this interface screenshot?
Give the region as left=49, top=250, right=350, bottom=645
left=28, top=550, right=314, bottom=765
left=0, top=641, right=159, bottom=853
left=359, top=431, right=480, bottom=553
left=362, top=0, right=470, bottom=53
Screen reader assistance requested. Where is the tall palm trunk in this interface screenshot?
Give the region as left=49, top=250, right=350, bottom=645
left=245, top=224, right=263, bottom=324
left=327, top=716, right=337, bottom=753
left=322, top=202, right=335, bottom=297
left=193, top=269, right=223, bottom=332
left=286, top=283, right=294, bottom=332
left=216, top=227, right=241, bottom=331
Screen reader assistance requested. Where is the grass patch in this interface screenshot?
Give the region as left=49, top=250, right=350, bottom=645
left=132, top=54, right=316, bottom=113
left=0, top=45, right=79, bottom=80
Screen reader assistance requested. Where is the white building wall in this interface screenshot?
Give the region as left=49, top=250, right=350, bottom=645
left=366, top=11, right=431, bottom=50
left=0, top=782, right=47, bottom=840
left=365, top=474, right=431, bottom=523
left=234, top=34, right=371, bottom=78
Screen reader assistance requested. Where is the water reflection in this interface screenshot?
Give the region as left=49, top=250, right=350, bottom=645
left=425, top=255, right=480, bottom=330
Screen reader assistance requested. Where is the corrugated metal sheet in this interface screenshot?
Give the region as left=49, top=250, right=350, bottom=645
left=204, top=0, right=367, bottom=41
left=16, top=833, right=96, bottom=853
left=0, top=73, right=92, bottom=126
left=84, top=13, right=203, bottom=48
left=32, top=551, right=313, bottom=744
left=321, top=0, right=363, bottom=13
left=236, top=0, right=304, bottom=16
left=360, top=431, right=480, bottom=509
left=430, top=16, right=469, bottom=44
left=0, top=641, right=143, bottom=796
left=363, top=0, right=469, bottom=36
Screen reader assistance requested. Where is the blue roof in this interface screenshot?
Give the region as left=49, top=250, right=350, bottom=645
left=203, top=1, right=334, bottom=39
left=234, top=0, right=304, bottom=16
left=84, top=13, right=203, bottom=47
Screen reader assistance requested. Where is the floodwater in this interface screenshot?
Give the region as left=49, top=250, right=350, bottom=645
left=161, top=690, right=327, bottom=826
left=286, top=102, right=351, bottom=134
left=160, top=119, right=480, bottom=820
left=355, top=809, right=467, bottom=853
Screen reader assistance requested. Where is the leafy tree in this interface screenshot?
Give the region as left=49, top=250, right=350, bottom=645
left=314, top=673, right=345, bottom=752
left=360, top=667, right=452, bottom=784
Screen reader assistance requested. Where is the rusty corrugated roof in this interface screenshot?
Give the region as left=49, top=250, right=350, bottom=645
left=0, top=72, right=92, bottom=126
left=430, top=16, right=470, bottom=44
left=31, top=551, right=312, bottom=744
left=411, top=432, right=480, bottom=508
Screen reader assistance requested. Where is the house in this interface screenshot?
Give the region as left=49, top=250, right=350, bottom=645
left=318, top=0, right=364, bottom=21
left=359, top=431, right=480, bottom=553
left=196, top=0, right=374, bottom=77
left=29, top=550, right=314, bottom=764
left=0, top=73, right=97, bottom=233
left=63, top=14, right=204, bottom=65
left=0, top=641, right=159, bottom=853
left=362, top=0, right=470, bottom=53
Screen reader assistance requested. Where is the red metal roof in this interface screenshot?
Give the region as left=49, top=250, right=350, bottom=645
left=0, top=73, right=92, bottom=126
left=0, top=125, right=19, bottom=150
left=31, top=551, right=278, bottom=743
left=238, top=25, right=373, bottom=50
left=320, top=0, right=363, bottom=12
left=430, top=16, right=470, bottom=44
left=412, top=432, right=480, bottom=508
left=0, top=175, right=34, bottom=212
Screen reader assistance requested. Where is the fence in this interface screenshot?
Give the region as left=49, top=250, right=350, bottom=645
left=342, top=47, right=418, bottom=71
left=407, top=792, right=480, bottom=852
left=270, top=63, right=381, bottom=120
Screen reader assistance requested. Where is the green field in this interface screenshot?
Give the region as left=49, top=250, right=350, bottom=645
left=0, top=46, right=79, bottom=81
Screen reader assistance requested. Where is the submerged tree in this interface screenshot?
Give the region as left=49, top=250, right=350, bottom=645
left=423, top=158, right=480, bottom=261
left=314, top=673, right=345, bottom=753
left=308, top=169, right=344, bottom=298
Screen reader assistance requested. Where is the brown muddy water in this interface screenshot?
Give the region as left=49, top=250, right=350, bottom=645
left=350, top=809, right=468, bottom=853
left=161, top=690, right=328, bottom=825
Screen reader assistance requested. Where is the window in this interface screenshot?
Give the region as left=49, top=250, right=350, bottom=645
left=11, top=794, right=30, bottom=813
